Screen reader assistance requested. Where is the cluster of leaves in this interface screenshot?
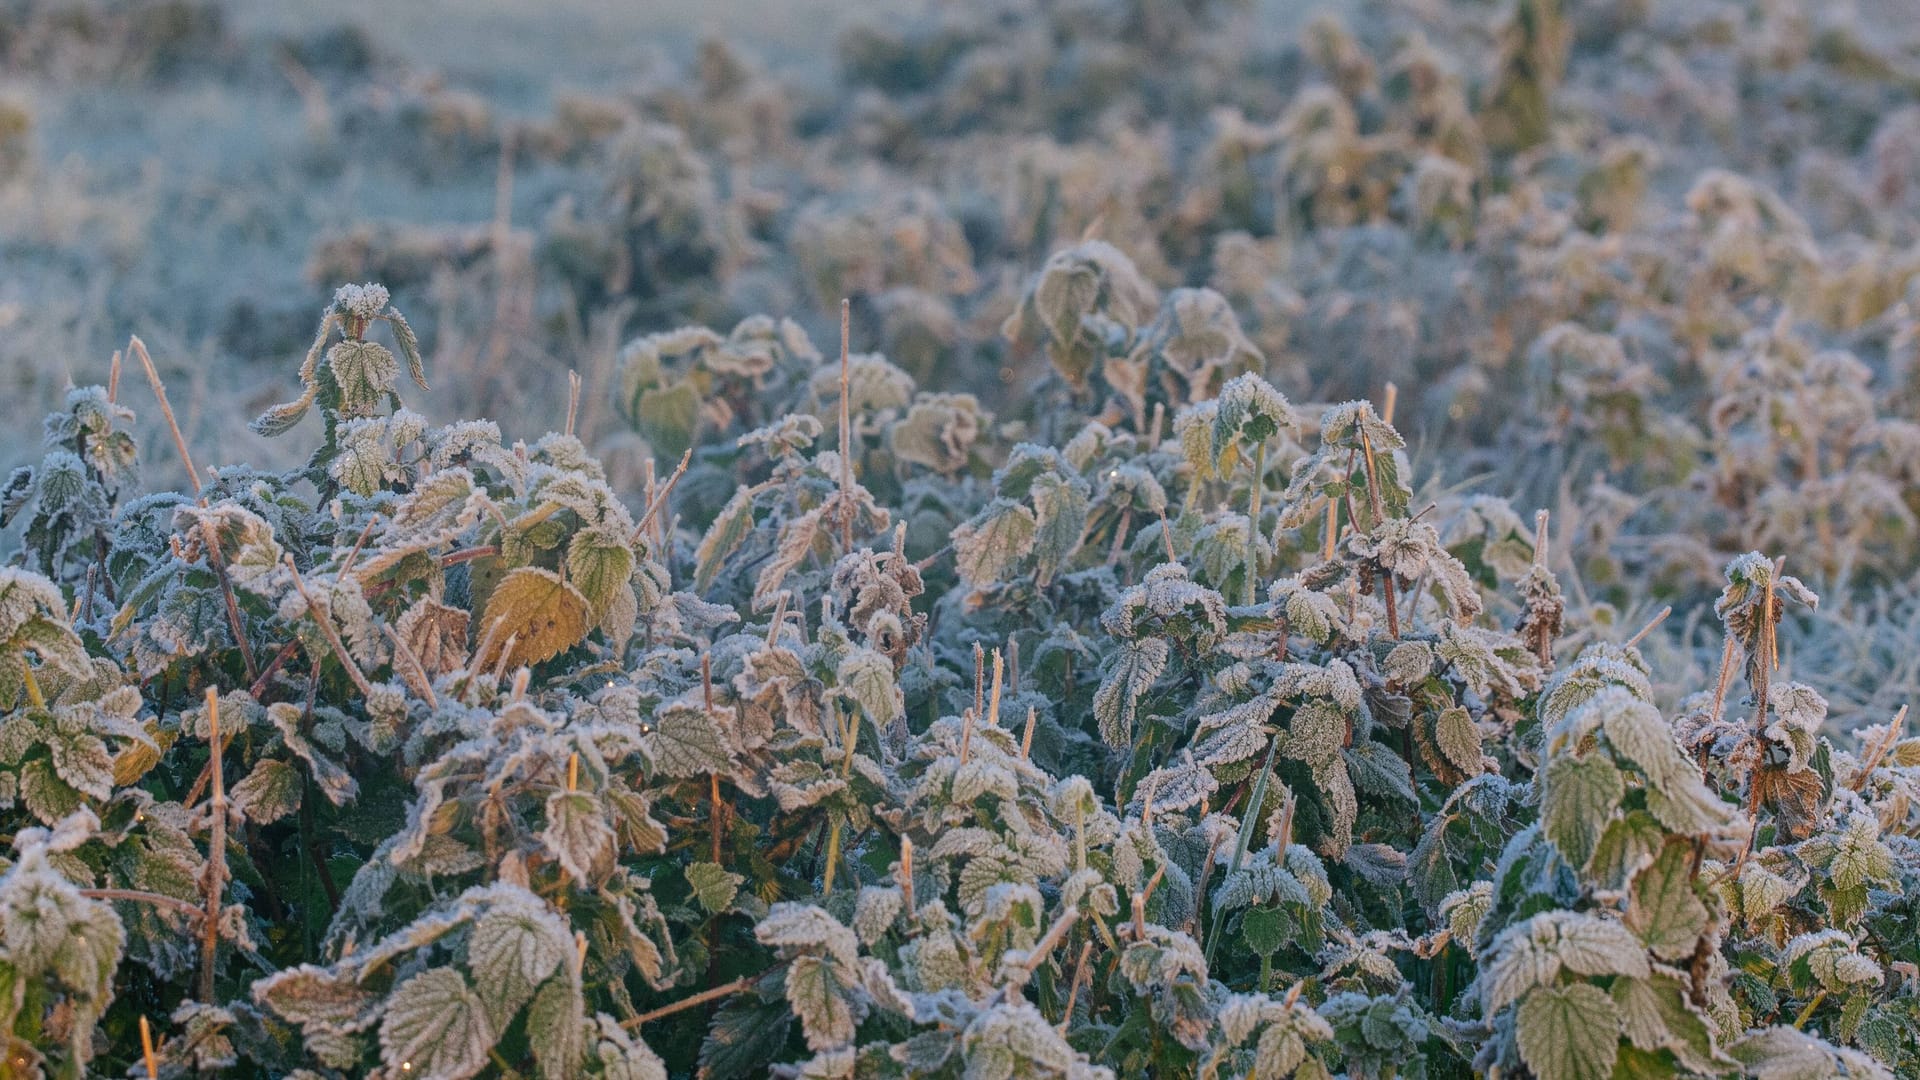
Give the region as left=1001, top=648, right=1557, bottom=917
left=0, top=251, right=1914, bottom=1080
left=231, top=0, right=1920, bottom=728
left=6, top=0, right=1920, bottom=1077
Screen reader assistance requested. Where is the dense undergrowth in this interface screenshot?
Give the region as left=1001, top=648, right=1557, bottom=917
left=3, top=0, right=1920, bottom=1077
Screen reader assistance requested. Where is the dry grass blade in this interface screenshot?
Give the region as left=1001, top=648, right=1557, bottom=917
left=129, top=335, right=200, bottom=496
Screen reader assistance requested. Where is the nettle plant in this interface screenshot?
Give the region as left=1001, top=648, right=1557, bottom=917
left=0, top=271, right=1915, bottom=1080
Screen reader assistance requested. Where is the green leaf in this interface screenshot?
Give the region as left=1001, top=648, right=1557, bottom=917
left=836, top=647, right=902, bottom=727
left=646, top=702, right=735, bottom=778
left=1092, top=637, right=1169, bottom=749
left=685, top=861, right=745, bottom=915
left=379, top=967, right=494, bottom=1080
left=327, top=340, right=399, bottom=414
left=566, top=525, right=636, bottom=619
left=1029, top=472, right=1089, bottom=585
left=1433, top=706, right=1483, bottom=776
left=785, top=954, right=857, bottom=1051
left=526, top=977, right=585, bottom=1080
left=1242, top=905, right=1288, bottom=957
left=1625, top=842, right=1709, bottom=961
left=230, top=758, right=303, bottom=825
left=543, top=791, right=617, bottom=884
left=1516, top=983, right=1620, bottom=1080
left=695, top=488, right=756, bottom=593
left=1587, top=810, right=1665, bottom=892
left=953, top=498, right=1038, bottom=588
left=635, top=380, right=701, bottom=462
left=1612, top=971, right=1729, bottom=1074
left=469, top=900, right=571, bottom=1030
left=1542, top=755, right=1624, bottom=870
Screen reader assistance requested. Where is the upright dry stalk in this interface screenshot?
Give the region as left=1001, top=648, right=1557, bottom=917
left=704, top=654, right=726, bottom=865
left=631, top=448, right=691, bottom=546
left=1021, top=706, right=1038, bottom=760
left=130, top=336, right=201, bottom=496
left=382, top=624, right=439, bottom=708
left=899, top=836, right=915, bottom=913
left=1322, top=497, right=1339, bottom=563
left=1734, top=558, right=1786, bottom=871
left=1358, top=427, right=1397, bottom=637
left=565, top=369, right=582, bottom=438
left=987, top=649, right=1004, bottom=728
left=838, top=298, right=854, bottom=551
left=1852, top=705, right=1909, bottom=791
left=1625, top=606, right=1672, bottom=649
left=973, top=643, right=985, bottom=719
left=139, top=1016, right=159, bottom=1080
left=199, top=687, right=227, bottom=1002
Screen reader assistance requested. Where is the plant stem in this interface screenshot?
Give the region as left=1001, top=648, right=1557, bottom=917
left=1208, top=733, right=1280, bottom=964
left=621, top=972, right=763, bottom=1029
left=20, top=664, right=44, bottom=708
left=1245, top=440, right=1266, bottom=605
left=200, top=687, right=227, bottom=1002
left=130, top=336, right=201, bottom=496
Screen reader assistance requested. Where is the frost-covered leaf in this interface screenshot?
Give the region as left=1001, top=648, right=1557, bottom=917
left=1093, top=638, right=1168, bottom=749
left=953, top=498, right=1037, bottom=587
left=543, top=791, right=617, bottom=884
left=231, top=758, right=303, bottom=825
left=647, top=702, right=735, bottom=777
left=685, top=861, right=745, bottom=915
left=784, top=954, right=857, bottom=1051
left=470, top=898, right=571, bottom=1029
left=478, top=567, right=591, bottom=671
left=1625, top=842, right=1709, bottom=961
left=566, top=525, right=636, bottom=619
left=1516, top=983, right=1619, bottom=1080
left=1541, top=755, right=1622, bottom=869
left=379, top=967, right=493, bottom=1080
left=836, top=647, right=902, bottom=727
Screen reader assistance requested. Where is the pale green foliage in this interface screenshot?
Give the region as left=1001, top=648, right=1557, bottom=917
left=9, top=1, right=1920, bottom=1070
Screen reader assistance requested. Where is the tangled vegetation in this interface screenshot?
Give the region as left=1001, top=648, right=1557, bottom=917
left=3, top=0, right=1920, bottom=1077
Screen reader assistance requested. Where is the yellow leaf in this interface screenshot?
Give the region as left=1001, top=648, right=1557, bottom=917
left=476, top=567, right=591, bottom=672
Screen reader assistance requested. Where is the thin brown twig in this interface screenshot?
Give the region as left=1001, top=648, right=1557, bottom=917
left=631, top=448, right=692, bottom=545
left=194, top=508, right=258, bottom=685
left=621, top=972, right=766, bottom=1029
left=337, top=513, right=380, bottom=577
left=1851, top=704, right=1908, bottom=792
left=1057, top=940, right=1095, bottom=1033
left=283, top=555, right=375, bottom=698
left=1626, top=606, right=1672, bottom=649
left=81, top=888, right=206, bottom=921
left=382, top=624, right=439, bottom=709
left=248, top=639, right=300, bottom=700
